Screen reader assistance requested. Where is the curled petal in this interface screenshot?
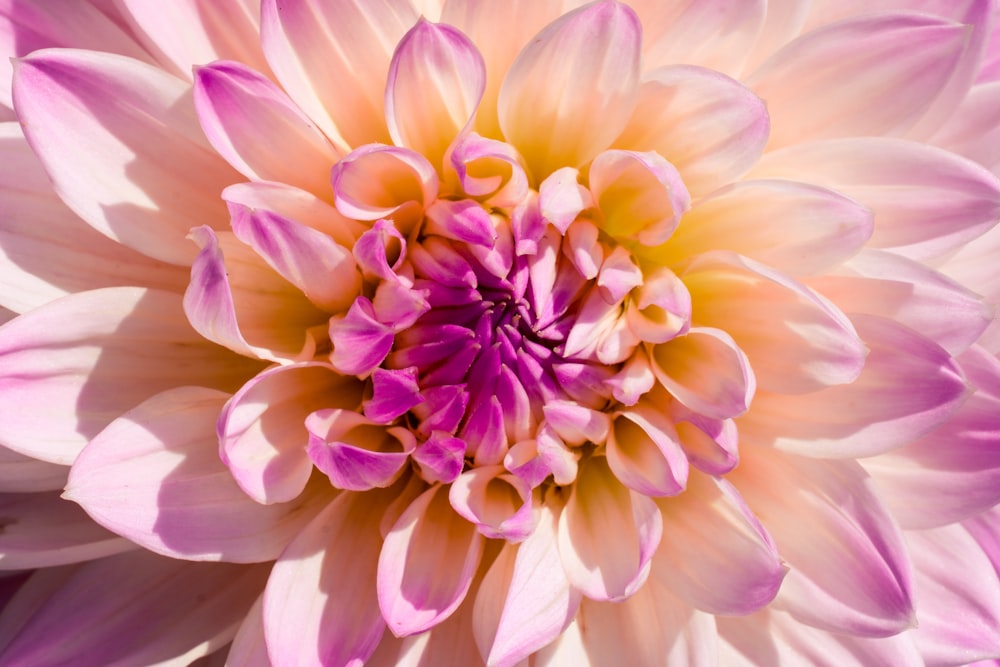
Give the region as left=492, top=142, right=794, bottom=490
left=424, top=199, right=498, bottom=248
left=607, top=403, right=689, bottom=497
left=449, top=132, right=529, bottom=206
left=498, top=0, right=642, bottom=179
left=449, top=466, right=536, bottom=541
left=538, top=167, right=590, bottom=234
left=607, top=348, right=657, bottom=406
left=542, top=400, right=611, bottom=446
left=305, top=409, right=413, bottom=491
left=412, top=432, right=466, bottom=485
left=364, top=367, right=425, bottom=424
left=329, top=297, right=396, bottom=377
left=625, top=266, right=691, bottom=344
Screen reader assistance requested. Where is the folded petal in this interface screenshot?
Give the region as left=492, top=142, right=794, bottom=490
left=0, top=551, right=268, bottom=667
left=653, top=472, right=786, bottom=615
left=616, top=65, right=769, bottom=196
left=751, top=137, right=1000, bottom=261
left=731, top=449, right=915, bottom=637
left=12, top=49, right=239, bottom=265
left=378, top=483, right=484, bottom=636
left=306, top=409, right=413, bottom=491
left=260, top=0, right=417, bottom=148
left=557, top=456, right=662, bottom=602
left=606, top=403, right=688, bottom=497
left=0, top=287, right=260, bottom=465
left=747, top=13, right=969, bottom=148
left=65, top=386, right=328, bottom=562
left=498, top=0, right=641, bottom=179
left=194, top=60, right=340, bottom=196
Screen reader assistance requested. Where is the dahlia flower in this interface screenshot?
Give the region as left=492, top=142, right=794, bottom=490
left=1, top=0, right=1000, bottom=664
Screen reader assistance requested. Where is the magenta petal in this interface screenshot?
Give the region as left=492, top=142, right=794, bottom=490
left=305, top=409, right=413, bottom=491
left=364, top=367, right=425, bottom=424
left=424, top=198, right=498, bottom=247
left=329, top=297, right=396, bottom=377
left=412, top=432, right=467, bottom=485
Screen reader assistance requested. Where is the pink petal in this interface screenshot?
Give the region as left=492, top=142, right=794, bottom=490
left=0, top=287, right=259, bottom=465
left=541, top=400, right=610, bottom=447
left=747, top=12, right=969, bottom=149
left=663, top=179, right=873, bottom=277
left=615, top=65, right=769, bottom=196
left=448, top=466, right=535, bottom=541
left=194, top=60, right=340, bottom=196
left=0, top=445, right=67, bottom=493
left=12, top=49, right=239, bottom=265
left=378, top=484, right=484, bottom=636
left=219, top=362, right=363, bottom=504
left=0, top=551, right=268, bottom=666
left=557, top=456, right=662, bottom=602
left=751, top=137, right=1000, bottom=261
left=653, top=472, right=786, bottom=615
left=497, top=0, right=641, bottom=179
left=65, top=386, right=328, bottom=562
left=260, top=0, right=417, bottom=148
left=624, top=266, right=691, bottom=344
left=740, top=315, right=969, bottom=459
left=731, top=449, right=916, bottom=637
left=606, top=403, right=689, bottom=497
left=226, top=595, right=269, bottom=667
left=386, top=19, right=485, bottom=170
left=328, top=297, right=397, bottom=376
left=448, top=132, right=529, bottom=206
left=931, top=81, right=1000, bottom=174
left=0, top=491, right=130, bottom=570
left=538, top=167, right=590, bottom=233
left=265, top=487, right=400, bottom=667
left=684, top=251, right=866, bottom=394
left=305, top=409, right=413, bottom=491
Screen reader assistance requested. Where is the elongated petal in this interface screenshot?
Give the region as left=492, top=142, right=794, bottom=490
left=557, top=456, right=662, bottom=602
left=226, top=594, right=269, bottom=667
left=194, top=60, right=340, bottom=196
left=265, top=487, right=400, bottom=667
left=386, top=19, right=485, bottom=170
left=741, top=315, right=968, bottom=459
left=684, top=252, right=866, bottom=394
left=498, top=0, right=641, bottom=179
left=653, top=473, right=786, bottom=615
left=0, top=491, right=129, bottom=570
left=661, top=179, right=873, bottom=277
left=0, top=552, right=268, bottom=667
left=378, top=484, right=484, bottom=636
left=65, top=386, right=327, bottom=562
left=751, top=137, right=1000, bottom=261
left=616, top=65, right=769, bottom=196
left=260, top=0, right=417, bottom=148
left=12, top=49, right=239, bottom=265
left=731, top=449, right=915, bottom=637
left=931, top=81, right=1000, bottom=174
left=747, top=13, right=969, bottom=149
left=0, top=287, right=259, bottom=465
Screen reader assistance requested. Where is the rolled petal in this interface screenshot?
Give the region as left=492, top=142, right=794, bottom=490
left=448, top=132, right=529, bottom=206
left=606, top=403, right=689, bottom=497
left=747, top=13, right=969, bottom=148
left=449, top=466, right=535, bottom=541
left=259, top=0, right=417, bottom=148
left=386, top=19, right=486, bottom=170
left=219, top=362, right=363, bottom=504
left=305, top=409, right=413, bottom=491
left=378, top=484, right=484, bottom=636
left=740, top=315, right=968, bottom=459
left=264, top=487, right=400, bottom=667
left=557, top=456, right=662, bottom=602
left=653, top=473, right=786, bottom=615
left=684, top=252, right=866, bottom=394
left=65, top=387, right=328, bottom=563
left=615, top=65, right=769, bottom=196
left=661, top=179, right=873, bottom=277
left=0, top=491, right=130, bottom=570
left=0, top=551, right=268, bottom=667
left=498, top=0, right=641, bottom=179
left=751, top=137, right=1000, bottom=261
left=650, top=327, right=755, bottom=420
left=12, top=49, right=239, bottom=265
left=0, top=287, right=260, bottom=465
left=193, top=60, right=340, bottom=196
left=625, top=266, right=691, bottom=344
left=731, top=449, right=916, bottom=637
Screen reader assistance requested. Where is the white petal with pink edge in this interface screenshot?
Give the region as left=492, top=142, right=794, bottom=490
left=65, top=386, right=329, bottom=563
left=0, top=287, right=259, bottom=465
left=449, top=466, right=535, bottom=541
left=0, top=551, right=268, bottom=667
left=12, top=48, right=240, bottom=265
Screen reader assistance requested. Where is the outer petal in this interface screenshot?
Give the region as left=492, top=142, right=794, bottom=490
left=265, top=487, right=400, bottom=667
left=930, top=81, right=1000, bottom=175
left=226, top=594, right=269, bottom=667
left=616, top=65, right=769, bottom=196
left=65, top=386, right=328, bottom=563
left=194, top=60, right=340, bottom=196
left=0, top=287, right=260, bottom=465
left=385, top=19, right=486, bottom=171
left=653, top=472, right=786, bottom=615
left=751, top=137, right=1000, bottom=261
left=378, top=483, right=484, bottom=637
left=731, top=448, right=916, bottom=637
left=12, top=49, right=240, bottom=265
left=747, top=13, right=969, bottom=149
left=0, top=552, right=268, bottom=667
left=557, top=456, right=662, bottom=602
left=260, top=0, right=417, bottom=149
left=0, top=491, right=130, bottom=570
left=497, top=0, right=641, bottom=179
left=0, top=446, right=67, bottom=493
